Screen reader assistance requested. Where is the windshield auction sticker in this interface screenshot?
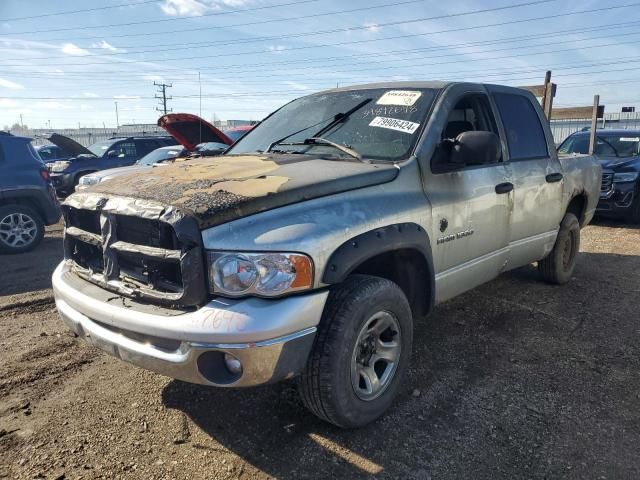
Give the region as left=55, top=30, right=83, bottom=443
left=369, top=116, right=420, bottom=134
left=620, top=137, right=640, bottom=142
left=376, top=90, right=422, bottom=106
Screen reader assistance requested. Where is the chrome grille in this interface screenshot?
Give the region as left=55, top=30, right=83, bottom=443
left=601, top=173, right=614, bottom=193
left=62, top=200, right=206, bottom=307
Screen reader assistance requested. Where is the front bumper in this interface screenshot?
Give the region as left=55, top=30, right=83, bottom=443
left=52, top=262, right=328, bottom=387
left=597, top=181, right=637, bottom=216
left=50, top=172, right=74, bottom=191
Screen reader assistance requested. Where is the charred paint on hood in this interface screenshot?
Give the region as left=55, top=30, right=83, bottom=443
left=84, top=153, right=399, bottom=228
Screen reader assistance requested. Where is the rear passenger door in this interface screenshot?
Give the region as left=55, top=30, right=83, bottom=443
left=135, top=139, right=162, bottom=160
left=423, top=86, right=513, bottom=303
left=489, top=87, right=564, bottom=268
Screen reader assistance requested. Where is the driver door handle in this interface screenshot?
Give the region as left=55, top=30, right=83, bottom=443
left=546, top=172, right=563, bottom=183
left=495, top=182, right=514, bottom=194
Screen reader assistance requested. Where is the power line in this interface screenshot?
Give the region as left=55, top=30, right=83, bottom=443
left=12, top=0, right=553, bottom=43
left=2, top=1, right=635, bottom=69
left=8, top=27, right=640, bottom=88
left=6, top=19, right=640, bottom=81
left=0, top=0, right=322, bottom=36
left=0, top=0, right=160, bottom=22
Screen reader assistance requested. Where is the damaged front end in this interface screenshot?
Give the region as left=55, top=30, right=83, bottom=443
left=62, top=192, right=207, bottom=308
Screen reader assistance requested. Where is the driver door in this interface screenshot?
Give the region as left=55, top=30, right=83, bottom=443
left=112, top=140, right=138, bottom=167
left=423, top=88, right=513, bottom=303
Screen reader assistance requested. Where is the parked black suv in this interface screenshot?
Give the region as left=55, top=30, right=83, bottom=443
left=47, top=134, right=178, bottom=195
left=558, top=129, right=640, bottom=223
left=0, top=132, right=61, bottom=253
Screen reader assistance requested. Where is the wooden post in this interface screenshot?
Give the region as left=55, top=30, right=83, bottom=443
left=589, top=95, right=600, bottom=155
left=541, top=71, right=553, bottom=120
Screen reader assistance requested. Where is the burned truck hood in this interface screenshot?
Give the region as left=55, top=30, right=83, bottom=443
left=86, top=154, right=399, bottom=228
left=46, top=133, right=94, bottom=157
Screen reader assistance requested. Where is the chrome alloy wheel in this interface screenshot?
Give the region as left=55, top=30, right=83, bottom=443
left=351, top=311, right=402, bottom=401
left=0, top=213, right=38, bottom=248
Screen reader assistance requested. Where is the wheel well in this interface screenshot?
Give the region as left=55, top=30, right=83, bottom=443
left=350, top=248, right=432, bottom=319
left=566, top=194, right=586, bottom=225
left=0, top=197, right=45, bottom=222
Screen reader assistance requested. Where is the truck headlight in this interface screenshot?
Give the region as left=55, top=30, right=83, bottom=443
left=613, top=172, right=639, bottom=183
left=49, top=161, right=71, bottom=173
left=207, top=252, right=313, bottom=297
left=79, top=175, right=99, bottom=186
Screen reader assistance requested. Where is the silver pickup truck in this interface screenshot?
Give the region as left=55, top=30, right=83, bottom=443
left=53, top=81, right=601, bottom=428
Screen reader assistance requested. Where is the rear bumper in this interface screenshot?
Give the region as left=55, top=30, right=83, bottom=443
left=52, top=262, right=328, bottom=387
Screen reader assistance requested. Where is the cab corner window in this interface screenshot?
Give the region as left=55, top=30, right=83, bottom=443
left=493, top=92, right=548, bottom=161
left=431, top=94, right=502, bottom=173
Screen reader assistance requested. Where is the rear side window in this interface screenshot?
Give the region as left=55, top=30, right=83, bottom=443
left=135, top=139, right=161, bottom=157
left=493, top=93, right=548, bottom=160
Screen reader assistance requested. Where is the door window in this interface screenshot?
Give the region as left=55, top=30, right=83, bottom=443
left=135, top=139, right=160, bottom=157
left=431, top=94, right=501, bottom=173
left=493, top=93, right=548, bottom=160
left=115, top=141, right=137, bottom=158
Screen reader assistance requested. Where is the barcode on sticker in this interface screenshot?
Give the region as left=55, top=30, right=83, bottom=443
left=377, top=90, right=422, bottom=106
left=369, top=116, right=420, bottom=134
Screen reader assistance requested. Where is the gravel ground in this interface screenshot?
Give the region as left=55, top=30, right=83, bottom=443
left=0, top=220, right=639, bottom=479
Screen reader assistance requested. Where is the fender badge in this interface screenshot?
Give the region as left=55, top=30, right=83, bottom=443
left=439, top=218, right=448, bottom=232
left=437, top=229, right=474, bottom=245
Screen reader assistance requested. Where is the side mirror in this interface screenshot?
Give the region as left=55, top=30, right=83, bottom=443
left=449, top=131, right=501, bottom=166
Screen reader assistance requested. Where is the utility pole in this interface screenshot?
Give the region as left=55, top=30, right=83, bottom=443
left=154, top=81, right=172, bottom=115
left=114, top=101, right=119, bottom=128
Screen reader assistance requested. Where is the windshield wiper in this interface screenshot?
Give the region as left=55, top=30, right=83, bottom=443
left=266, top=98, right=372, bottom=153
left=275, top=137, right=367, bottom=163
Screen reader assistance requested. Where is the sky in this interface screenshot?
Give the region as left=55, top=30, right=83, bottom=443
left=1, top=0, right=640, bottom=129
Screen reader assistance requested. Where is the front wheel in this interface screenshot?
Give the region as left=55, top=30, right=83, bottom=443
left=298, top=275, right=413, bottom=428
left=538, top=212, right=580, bottom=284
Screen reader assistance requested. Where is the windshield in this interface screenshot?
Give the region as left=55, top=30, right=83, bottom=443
left=225, top=129, right=250, bottom=142
left=87, top=140, right=117, bottom=157
left=559, top=133, right=640, bottom=157
left=137, top=147, right=185, bottom=165
left=228, top=88, right=437, bottom=161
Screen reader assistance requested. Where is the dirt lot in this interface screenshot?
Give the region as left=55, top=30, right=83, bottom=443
left=0, top=221, right=639, bottom=479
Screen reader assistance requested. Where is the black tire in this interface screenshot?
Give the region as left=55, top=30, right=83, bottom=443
left=0, top=204, right=45, bottom=254
left=298, top=274, right=413, bottom=428
left=538, top=212, right=580, bottom=284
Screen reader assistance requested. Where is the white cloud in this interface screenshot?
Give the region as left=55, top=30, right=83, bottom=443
left=284, top=81, right=310, bottom=91
left=161, top=0, right=209, bottom=16
left=268, top=45, right=286, bottom=54
left=92, top=40, right=126, bottom=53
left=61, top=43, right=89, bottom=56
left=364, top=23, right=380, bottom=33
left=80, top=104, right=93, bottom=111
left=160, top=0, right=249, bottom=16
left=0, top=98, right=20, bottom=107
left=35, top=101, right=70, bottom=109
left=82, top=92, right=99, bottom=98
left=0, top=77, right=24, bottom=90
left=143, top=74, right=165, bottom=82
left=113, top=95, right=141, bottom=99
